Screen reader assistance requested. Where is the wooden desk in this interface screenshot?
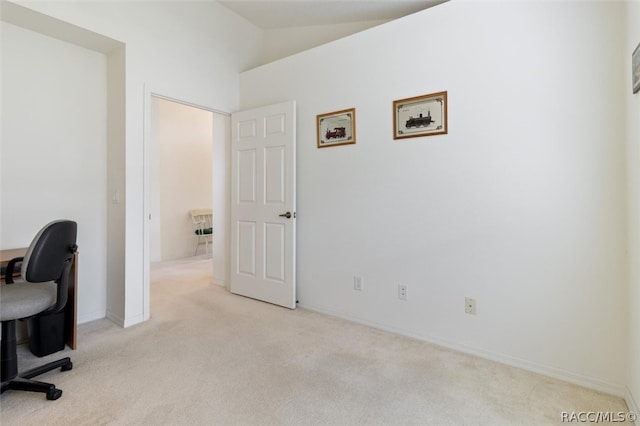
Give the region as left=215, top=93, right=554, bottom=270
left=0, top=248, right=78, bottom=350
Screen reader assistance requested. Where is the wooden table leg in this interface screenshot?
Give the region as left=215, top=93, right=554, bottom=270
left=64, top=252, right=78, bottom=349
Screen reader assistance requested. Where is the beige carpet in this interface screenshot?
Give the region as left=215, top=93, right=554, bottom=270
left=0, top=257, right=630, bottom=425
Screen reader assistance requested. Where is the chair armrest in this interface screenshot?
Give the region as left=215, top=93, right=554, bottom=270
left=4, top=257, right=24, bottom=284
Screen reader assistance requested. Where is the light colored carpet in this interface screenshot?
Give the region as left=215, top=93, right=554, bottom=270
left=0, top=257, right=630, bottom=425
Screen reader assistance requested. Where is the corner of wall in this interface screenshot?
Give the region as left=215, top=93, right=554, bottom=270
left=105, top=310, right=125, bottom=328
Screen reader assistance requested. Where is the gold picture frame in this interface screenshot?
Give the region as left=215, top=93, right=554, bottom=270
left=393, top=91, right=447, bottom=139
left=317, top=108, right=356, bottom=148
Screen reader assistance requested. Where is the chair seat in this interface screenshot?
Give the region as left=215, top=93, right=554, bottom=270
left=194, top=228, right=213, bottom=235
left=0, top=282, right=56, bottom=321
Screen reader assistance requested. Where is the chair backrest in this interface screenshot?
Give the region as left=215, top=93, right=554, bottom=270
left=190, top=209, right=212, bottom=231
left=23, top=220, right=78, bottom=284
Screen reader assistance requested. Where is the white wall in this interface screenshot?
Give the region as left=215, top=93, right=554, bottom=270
left=1, top=21, right=108, bottom=323
left=240, top=0, right=628, bottom=395
left=625, top=0, right=640, bottom=416
left=150, top=97, right=213, bottom=262
left=106, top=43, right=126, bottom=329
left=11, top=0, right=264, bottom=326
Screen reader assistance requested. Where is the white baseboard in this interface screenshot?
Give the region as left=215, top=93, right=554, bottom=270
left=299, top=302, right=625, bottom=398
left=105, top=310, right=124, bottom=327
left=77, top=310, right=106, bottom=325
left=626, top=387, right=639, bottom=425
left=123, top=314, right=145, bottom=328
left=105, top=310, right=145, bottom=328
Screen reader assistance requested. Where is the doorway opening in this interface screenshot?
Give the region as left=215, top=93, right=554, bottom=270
left=145, top=93, right=231, bottom=320
left=150, top=97, right=213, bottom=262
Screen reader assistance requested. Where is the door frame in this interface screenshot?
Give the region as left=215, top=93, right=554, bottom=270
left=142, top=85, right=231, bottom=320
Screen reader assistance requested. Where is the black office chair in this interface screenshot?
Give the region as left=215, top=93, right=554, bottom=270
left=1, top=220, right=77, bottom=400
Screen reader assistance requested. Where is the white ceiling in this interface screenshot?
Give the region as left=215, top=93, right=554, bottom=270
left=218, top=0, right=448, bottom=29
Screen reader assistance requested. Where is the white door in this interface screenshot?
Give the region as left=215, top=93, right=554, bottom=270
left=230, top=101, right=296, bottom=309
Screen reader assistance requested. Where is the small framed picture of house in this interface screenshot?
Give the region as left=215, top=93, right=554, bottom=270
left=633, top=42, right=640, bottom=94
left=317, top=108, right=356, bottom=148
left=393, top=91, right=447, bottom=139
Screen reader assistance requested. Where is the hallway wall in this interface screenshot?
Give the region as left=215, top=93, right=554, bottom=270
left=150, top=97, right=213, bottom=262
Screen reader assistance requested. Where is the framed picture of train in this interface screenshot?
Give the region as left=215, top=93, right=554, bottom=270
left=317, top=108, right=356, bottom=148
left=393, top=91, right=447, bottom=139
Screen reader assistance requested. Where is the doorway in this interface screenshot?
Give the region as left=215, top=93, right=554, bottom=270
left=145, top=93, right=231, bottom=319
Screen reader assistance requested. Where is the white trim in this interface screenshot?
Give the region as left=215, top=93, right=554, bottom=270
left=151, top=93, right=230, bottom=117
left=298, top=301, right=626, bottom=398
left=123, top=314, right=145, bottom=328
left=108, top=308, right=144, bottom=328
left=142, top=84, right=151, bottom=323
left=626, top=387, right=639, bottom=425
left=105, top=310, right=124, bottom=328
left=77, top=310, right=107, bottom=325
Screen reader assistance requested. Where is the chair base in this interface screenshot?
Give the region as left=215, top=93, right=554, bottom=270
left=1, top=320, right=72, bottom=400
left=1, top=357, right=72, bottom=400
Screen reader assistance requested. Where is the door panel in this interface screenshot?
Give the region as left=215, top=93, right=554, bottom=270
left=230, top=101, right=296, bottom=309
left=265, top=146, right=285, bottom=204
left=265, top=222, right=285, bottom=282
left=237, top=221, right=256, bottom=276
left=237, top=150, right=256, bottom=203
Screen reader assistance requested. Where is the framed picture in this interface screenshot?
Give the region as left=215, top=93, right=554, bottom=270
left=393, top=91, right=447, bottom=139
left=317, top=108, right=356, bottom=148
left=633, top=42, right=640, bottom=94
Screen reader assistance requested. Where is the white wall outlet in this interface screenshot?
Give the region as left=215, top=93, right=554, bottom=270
left=465, top=297, right=476, bottom=315
left=353, top=276, right=363, bottom=291
left=398, top=284, right=408, bottom=301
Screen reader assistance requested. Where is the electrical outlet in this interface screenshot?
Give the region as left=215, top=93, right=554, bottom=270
left=465, top=297, right=476, bottom=315
left=398, top=284, right=408, bottom=301
left=354, top=276, right=363, bottom=291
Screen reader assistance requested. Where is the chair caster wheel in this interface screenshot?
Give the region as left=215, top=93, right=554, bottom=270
left=47, top=388, right=62, bottom=400
left=61, top=361, right=73, bottom=372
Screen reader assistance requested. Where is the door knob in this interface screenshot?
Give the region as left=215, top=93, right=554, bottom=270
left=279, top=212, right=292, bottom=219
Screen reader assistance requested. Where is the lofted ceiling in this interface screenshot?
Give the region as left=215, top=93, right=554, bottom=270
left=218, top=0, right=448, bottom=29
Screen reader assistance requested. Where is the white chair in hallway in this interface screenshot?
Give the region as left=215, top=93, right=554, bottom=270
left=190, top=209, right=213, bottom=256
